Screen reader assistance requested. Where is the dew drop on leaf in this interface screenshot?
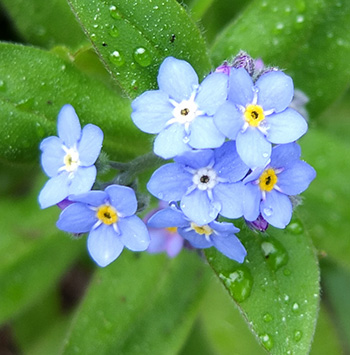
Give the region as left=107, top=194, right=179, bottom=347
left=294, top=330, right=302, bottom=342
left=261, top=237, right=289, bottom=271
left=133, top=47, right=152, bottom=67
left=263, top=313, right=273, bottom=323
left=259, top=333, right=274, bottom=350
left=110, top=51, right=125, bottom=67
left=287, top=219, right=304, bottom=234
left=109, top=5, right=122, bottom=20
left=292, top=302, right=300, bottom=312
left=0, top=79, right=6, bottom=91
left=109, top=25, right=119, bottom=38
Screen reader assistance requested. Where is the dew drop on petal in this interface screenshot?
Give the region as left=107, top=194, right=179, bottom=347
left=263, top=207, right=273, bottom=216
left=183, top=136, right=190, bottom=144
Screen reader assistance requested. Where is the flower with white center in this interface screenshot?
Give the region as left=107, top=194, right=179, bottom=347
left=56, top=185, right=150, bottom=267
left=147, top=141, right=249, bottom=225
left=39, top=104, right=103, bottom=208
left=131, top=56, right=228, bottom=159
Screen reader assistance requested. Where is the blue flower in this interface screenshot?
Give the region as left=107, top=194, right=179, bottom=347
left=214, top=68, right=308, bottom=168
left=243, top=143, right=316, bottom=228
left=147, top=141, right=249, bottom=225
left=147, top=204, right=247, bottom=263
left=131, top=57, right=228, bottom=159
left=56, top=184, right=150, bottom=267
left=39, top=104, right=103, bottom=209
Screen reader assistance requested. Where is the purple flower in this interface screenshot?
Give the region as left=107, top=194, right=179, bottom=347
left=147, top=141, right=249, bottom=225
left=56, top=185, right=150, bottom=267
left=148, top=204, right=247, bottom=263
left=243, top=143, right=316, bottom=228
left=214, top=68, right=308, bottom=168
left=39, top=104, right=103, bottom=209
left=131, top=57, right=228, bottom=159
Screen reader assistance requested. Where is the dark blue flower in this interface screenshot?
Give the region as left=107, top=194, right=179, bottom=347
left=148, top=204, right=246, bottom=263
left=214, top=68, right=308, bottom=168
left=56, top=185, right=150, bottom=267
left=147, top=141, right=249, bottom=225
left=39, top=104, right=103, bottom=208
left=131, top=57, right=228, bottom=159
left=243, top=143, right=316, bottom=228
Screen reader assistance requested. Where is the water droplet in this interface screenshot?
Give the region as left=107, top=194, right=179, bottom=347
left=133, top=47, right=152, bottom=67
left=262, top=152, right=269, bottom=158
left=263, top=207, right=273, bottom=217
left=283, top=268, right=291, bottom=276
left=287, top=219, right=304, bottom=234
left=110, top=50, right=125, bottom=66
left=219, top=266, right=253, bottom=302
left=263, top=313, right=273, bottom=323
left=259, top=333, right=274, bottom=350
left=109, top=5, right=122, bottom=19
left=183, top=136, right=190, bottom=144
left=294, top=330, right=302, bottom=342
left=261, top=237, right=288, bottom=271
left=284, top=294, right=290, bottom=302
left=157, top=192, right=164, bottom=199
left=292, top=302, right=299, bottom=312
left=296, top=15, right=304, bottom=23
left=0, top=79, right=6, bottom=92
left=285, top=5, right=291, bottom=12
left=109, top=25, right=119, bottom=37
left=276, top=22, right=284, bottom=30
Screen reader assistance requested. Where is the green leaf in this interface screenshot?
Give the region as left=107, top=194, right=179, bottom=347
left=210, top=0, right=350, bottom=117
left=0, top=43, right=150, bottom=164
left=0, top=0, right=87, bottom=48
left=299, top=129, right=350, bottom=270
left=67, top=0, right=211, bottom=98
left=63, top=251, right=210, bottom=354
left=205, top=224, right=320, bottom=354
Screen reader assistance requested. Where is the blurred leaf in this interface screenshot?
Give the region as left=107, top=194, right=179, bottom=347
left=67, top=0, right=211, bottom=98
left=63, top=251, right=210, bottom=354
left=210, top=0, right=350, bottom=118
left=186, top=0, right=215, bottom=21
left=0, top=0, right=87, bottom=48
left=299, top=129, right=350, bottom=270
left=0, top=43, right=150, bottom=164
left=205, top=224, right=320, bottom=354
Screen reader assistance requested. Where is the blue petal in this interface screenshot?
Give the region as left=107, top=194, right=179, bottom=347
left=147, top=163, right=192, bottom=201
left=39, top=173, right=69, bottom=209
left=178, top=228, right=213, bottom=248
left=212, top=182, right=244, bottom=219
left=181, top=189, right=220, bottom=225
left=87, top=224, right=124, bottom=267
left=158, top=57, right=199, bottom=102
left=164, top=234, right=184, bottom=258
left=243, top=183, right=261, bottom=221
left=131, top=90, right=174, bottom=134
left=213, top=141, right=249, bottom=182
left=56, top=202, right=97, bottom=233
left=147, top=207, right=189, bottom=228
left=228, top=68, right=254, bottom=106
left=214, top=101, right=243, bottom=140
left=277, top=161, right=316, bottom=195
left=266, top=108, right=308, bottom=144
left=212, top=233, right=246, bottom=263
left=153, top=123, right=191, bottom=159
left=106, top=185, right=137, bottom=216
left=243, top=166, right=265, bottom=184
left=261, top=190, right=292, bottom=228
left=174, top=149, right=214, bottom=170
left=195, top=72, right=228, bottom=115
left=78, top=124, right=103, bottom=166
left=189, top=116, right=225, bottom=149
left=236, top=127, right=271, bottom=169
left=57, top=104, right=81, bottom=148
left=270, top=143, right=301, bottom=169
left=209, top=220, right=240, bottom=234
left=118, top=215, right=150, bottom=251
left=256, top=71, right=294, bottom=112
left=69, top=190, right=107, bottom=206
left=68, top=166, right=97, bottom=195
left=40, top=136, right=65, bottom=177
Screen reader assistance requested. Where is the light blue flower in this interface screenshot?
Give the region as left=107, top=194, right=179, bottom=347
left=56, top=184, right=150, bottom=267
left=131, top=57, right=228, bottom=159
left=243, top=143, right=316, bottom=228
left=39, top=104, right=103, bottom=209
left=148, top=203, right=246, bottom=263
left=214, top=68, right=308, bottom=168
left=147, top=141, right=249, bottom=225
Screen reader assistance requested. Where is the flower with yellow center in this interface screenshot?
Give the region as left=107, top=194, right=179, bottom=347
left=244, top=104, right=265, bottom=127
left=190, top=222, right=213, bottom=236
left=96, top=205, right=118, bottom=225
left=259, top=168, right=278, bottom=192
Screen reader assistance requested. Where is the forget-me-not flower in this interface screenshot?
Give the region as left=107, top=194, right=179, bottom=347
left=39, top=104, right=103, bottom=209
left=147, top=141, right=249, bottom=225
left=148, top=203, right=247, bottom=263
left=131, top=57, right=228, bottom=159
left=57, top=184, right=150, bottom=267
left=243, top=143, right=316, bottom=228
left=214, top=68, right=308, bottom=168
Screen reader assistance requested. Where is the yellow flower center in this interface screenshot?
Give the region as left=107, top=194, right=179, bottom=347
left=244, top=104, right=265, bottom=127
left=190, top=222, right=213, bottom=236
left=96, top=205, right=118, bottom=225
left=166, top=227, right=178, bottom=233
left=63, top=148, right=80, bottom=172
left=259, top=168, right=278, bottom=191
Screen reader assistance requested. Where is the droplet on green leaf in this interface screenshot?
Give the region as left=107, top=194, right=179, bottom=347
left=110, top=50, right=125, bottom=66
left=109, top=25, right=119, bottom=38
left=109, top=5, right=122, bottom=20
left=0, top=79, right=6, bottom=92
left=133, top=47, right=152, bottom=67
left=261, top=237, right=289, bottom=271
left=294, top=330, right=302, bottom=342
left=259, top=333, right=274, bottom=350
left=287, top=219, right=304, bottom=235
left=263, top=313, right=273, bottom=323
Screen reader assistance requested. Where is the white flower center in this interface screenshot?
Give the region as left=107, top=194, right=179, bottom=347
left=62, top=146, right=80, bottom=173
left=192, top=167, right=218, bottom=191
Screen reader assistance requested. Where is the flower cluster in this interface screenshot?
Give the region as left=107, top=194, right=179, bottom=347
left=39, top=52, right=316, bottom=267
